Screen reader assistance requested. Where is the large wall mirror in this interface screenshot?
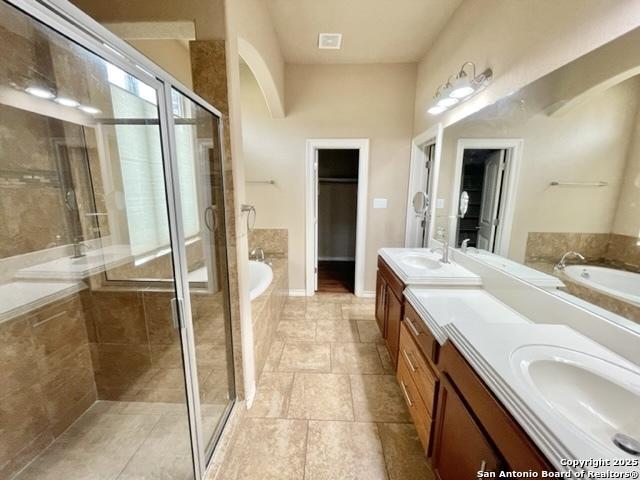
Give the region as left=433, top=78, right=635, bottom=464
left=434, top=27, right=640, bottom=333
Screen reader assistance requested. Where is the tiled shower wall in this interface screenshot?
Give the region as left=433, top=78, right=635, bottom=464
left=86, top=288, right=230, bottom=404
left=0, top=286, right=231, bottom=478
left=0, top=294, right=95, bottom=478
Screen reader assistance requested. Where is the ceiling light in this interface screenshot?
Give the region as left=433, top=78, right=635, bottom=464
left=318, top=33, right=342, bottom=50
left=78, top=105, right=101, bottom=115
left=437, top=97, right=459, bottom=108
left=55, top=96, right=80, bottom=107
left=25, top=86, right=55, bottom=99
left=427, top=105, right=447, bottom=115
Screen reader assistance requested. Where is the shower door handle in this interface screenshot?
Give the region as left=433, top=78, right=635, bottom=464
left=204, top=205, right=217, bottom=232
left=170, top=298, right=185, bottom=330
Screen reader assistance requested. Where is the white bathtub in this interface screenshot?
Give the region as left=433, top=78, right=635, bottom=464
left=249, top=260, right=273, bottom=300
left=562, top=265, right=640, bottom=307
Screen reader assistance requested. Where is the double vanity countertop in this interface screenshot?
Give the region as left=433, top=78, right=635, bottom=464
left=380, top=247, right=640, bottom=475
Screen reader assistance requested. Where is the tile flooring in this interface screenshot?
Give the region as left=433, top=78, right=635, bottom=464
left=14, top=401, right=227, bottom=480
left=213, top=293, right=434, bottom=480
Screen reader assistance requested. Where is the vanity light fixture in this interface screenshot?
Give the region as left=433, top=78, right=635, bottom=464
left=25, top=86, right=55, bottom=99
left=427, top=105, right=447, bottom=115
left=427, top=62, right=493, bottom=115
left=54, top=96, right=80, bottom=107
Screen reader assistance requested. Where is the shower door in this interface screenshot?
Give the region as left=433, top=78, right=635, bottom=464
left=164, top=86, right=236, bottom=461
left=0, top=0, right=235, bottom=479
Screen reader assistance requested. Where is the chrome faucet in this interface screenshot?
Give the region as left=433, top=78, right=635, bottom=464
left=460, top=238, right=470, bottom=253
left=430, top=239, right=450, bottom=264
left=555, top=251, right=585, bottom=270
left=71, top=236, right=89, bottom=259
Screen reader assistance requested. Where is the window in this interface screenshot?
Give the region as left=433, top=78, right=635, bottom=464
left=107, top=64, right=200, bottom=258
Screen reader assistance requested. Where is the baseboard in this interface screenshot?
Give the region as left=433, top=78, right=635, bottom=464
left=288, top=289, right=307, bottom=297
left=358, top=290, right=376, bottom=298
left=318, top=256, right=356, bottom=261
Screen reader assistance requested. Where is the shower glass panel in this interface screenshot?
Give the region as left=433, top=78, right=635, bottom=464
left=170, top=88, right=235, bottom=456
left=0, top=1, right=223, bottom=478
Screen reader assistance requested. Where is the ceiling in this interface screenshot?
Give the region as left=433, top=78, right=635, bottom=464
left=266, top=0, right=464, bottom=64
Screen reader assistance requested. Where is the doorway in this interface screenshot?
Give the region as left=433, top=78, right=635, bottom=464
left=317, top=149, right=359, bottom=292
left=457, top=149, right=505, bottom=250
left=451, top=139, right=522, bottom=256
left=405, top=124, right=443, bottom=248
left=306, top=139, right=369, bottom=297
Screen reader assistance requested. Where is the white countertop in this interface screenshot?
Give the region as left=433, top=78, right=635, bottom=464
left=463, top=248, right=565, bottom=289
left=14, top=244, right=133, bottom=281
left=404, top=287, right=530, bottom=344
left=446, top=321, right=640, bottom=474
left=379, top=248, right=482, bottom=286
left=0, top=280, right=86, bottom=323
left=405, top=287, right=640, bottom=475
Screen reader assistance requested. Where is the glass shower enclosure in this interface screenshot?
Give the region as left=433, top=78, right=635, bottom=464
left=0, top=1, right=234, bottom=479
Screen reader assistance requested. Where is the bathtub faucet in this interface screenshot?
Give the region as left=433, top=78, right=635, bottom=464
left=555, top=251, right=585, bottom=271
left=250, top=247, right=265, bottom=262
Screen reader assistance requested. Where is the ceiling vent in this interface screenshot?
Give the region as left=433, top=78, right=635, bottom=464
left=318, top=33, right=342, bottom=50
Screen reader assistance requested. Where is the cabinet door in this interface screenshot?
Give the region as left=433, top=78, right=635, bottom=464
left=375, top=271, right=386, bottom=336
left=385, top=289, right=402, bottom=369
left=433, top=376, right=501, bottom=480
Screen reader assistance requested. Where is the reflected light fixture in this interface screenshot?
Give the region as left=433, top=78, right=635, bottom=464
left=78, top=105, right=102, bottom=115
left=427, top=62, right=492, bottom=115
left=55, top=96, right=79, bottom=107
left=25, top=86, right=55, bottom=99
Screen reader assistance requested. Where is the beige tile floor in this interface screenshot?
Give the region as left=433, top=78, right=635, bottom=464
left=14, top=401, right=227, bottom=480
left=214, top=293, right=435, bottom=480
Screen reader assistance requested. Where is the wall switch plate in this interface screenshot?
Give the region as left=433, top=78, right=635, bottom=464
left=373, top=198, right=387, bottom=209
left=436, top=198, right=445, bottom=209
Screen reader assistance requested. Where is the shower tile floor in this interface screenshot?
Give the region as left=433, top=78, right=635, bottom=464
left=14, top=401, right=227, bottom=480
left=211, top=293, right=435, bottom=480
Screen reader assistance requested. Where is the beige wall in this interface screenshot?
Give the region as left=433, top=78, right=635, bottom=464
left=437, top=76, right=640, bottom=262
left=232, top=0, right=286, bottom=117
left=413, top=0, right=640, bottom=135
left=128, top=39, right=193, bottom=88
left=70, top=0, right=225, bottom=40
left=240, top=63, right=417, bottom=292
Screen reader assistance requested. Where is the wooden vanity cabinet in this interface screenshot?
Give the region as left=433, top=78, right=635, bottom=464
left=375, top=257, right=405, bottom=368
left=432, top=374, right=502, bottom=479
left=433, top=342, right=553, bottom=476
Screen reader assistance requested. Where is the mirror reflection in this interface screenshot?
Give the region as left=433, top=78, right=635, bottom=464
left=435, top=27, right=640, bottom=331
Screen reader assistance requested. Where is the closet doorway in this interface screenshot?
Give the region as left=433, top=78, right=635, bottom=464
left=306, top=139, right=369, bottom=297
left=317, top=149, right=359, bottom=292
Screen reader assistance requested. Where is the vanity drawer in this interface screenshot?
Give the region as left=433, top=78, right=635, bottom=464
left=399, top=322, right=438, bottom=415
left=403, top=301, right=439, bottom=365
left=397, top=353, right=432, bottom=452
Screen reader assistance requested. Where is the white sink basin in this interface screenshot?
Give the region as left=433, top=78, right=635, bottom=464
left=400, top=254, right=441, bottom=270
left=511, top=345, right=640, bottom=456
